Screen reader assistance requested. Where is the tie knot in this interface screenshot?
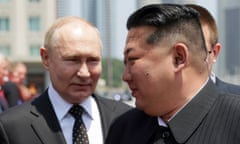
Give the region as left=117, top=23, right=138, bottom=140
left=69, top=105, right=84, bottom=119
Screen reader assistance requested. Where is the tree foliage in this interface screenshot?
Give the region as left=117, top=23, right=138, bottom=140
left=101, top=58, right=124, bottom=87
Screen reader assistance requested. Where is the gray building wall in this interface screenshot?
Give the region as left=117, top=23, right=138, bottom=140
left=0, top=0, right=56, bottom=91
left=218, top=0, right=240, bottom=84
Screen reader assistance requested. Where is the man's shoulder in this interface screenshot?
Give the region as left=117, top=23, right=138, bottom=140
left=115, top=108, right=153, bottom=123
left=0, top=101, right=31, bottom=121
left=94, top=95, right=132, bottom=112
left=108, top=108, right=156, bottom=134
left=216, top=77, right=240, bottom=95
left=216, top=91, right=240, bottom=114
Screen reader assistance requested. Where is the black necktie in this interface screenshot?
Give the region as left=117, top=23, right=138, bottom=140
left=69, top=105, right=89, bottom=144
left=153, top=126, right=178, bottom=144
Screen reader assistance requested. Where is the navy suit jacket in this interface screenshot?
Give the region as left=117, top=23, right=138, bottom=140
left=215, top=77, right=240, bottom=95
left=0, top=90, right=131, bottom=144
left=0, top=97, right=8, bottom=111
left=106, top=80, right=240, bottom=144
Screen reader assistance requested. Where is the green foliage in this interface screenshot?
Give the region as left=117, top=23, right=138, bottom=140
left=101, top=58, right=124, bottom=87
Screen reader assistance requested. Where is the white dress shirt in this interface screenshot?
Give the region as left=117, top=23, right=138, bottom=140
left=210, top=72, right=216, bottom=84
left=48, top=83, right=103, bottom=144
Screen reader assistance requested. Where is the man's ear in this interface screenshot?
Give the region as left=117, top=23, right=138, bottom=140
left=40, top=47, right=49, bottom=70
left=172, top=43, right=188, bottom=71
left=212, top=42, right=221, bottom=63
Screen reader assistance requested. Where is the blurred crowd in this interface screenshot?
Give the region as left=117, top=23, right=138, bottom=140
left=0, top=53, right=38, bottom=112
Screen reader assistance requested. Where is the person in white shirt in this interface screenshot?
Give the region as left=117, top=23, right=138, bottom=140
left=0, top=16, right=131, bottom=144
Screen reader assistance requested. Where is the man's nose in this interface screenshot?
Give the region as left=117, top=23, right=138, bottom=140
left=122, top=67, right=131, bottom=82
left=77, top=63, right=90, bottom=77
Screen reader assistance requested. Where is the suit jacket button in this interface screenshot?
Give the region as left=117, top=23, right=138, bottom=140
left=162, top=131, right=170, bottom=139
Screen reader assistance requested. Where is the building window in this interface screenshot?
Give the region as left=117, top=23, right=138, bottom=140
left=29, top=16, right=40, bottom=31
left=0, top=45, right=11, bottom=56
left=29, top=44, right=40, bottom=56
left=0, top=17, right=10, bottom=31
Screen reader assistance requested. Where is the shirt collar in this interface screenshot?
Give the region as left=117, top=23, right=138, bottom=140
left=48, top=83, right=94, bottom=122
left=210, top=72, right=216, bottom=83
left=157, top=117, right=168, bottom=127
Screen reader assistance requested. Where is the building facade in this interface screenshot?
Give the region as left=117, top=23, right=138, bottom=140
left=0, top=0, right=56, bottom=92
left=218, top=0, right=240, bottom=84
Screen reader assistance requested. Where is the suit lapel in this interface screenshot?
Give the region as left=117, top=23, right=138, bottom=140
left=30, top=90, right=66, bottom=144
left=168, top=80, right=219, bottom=143
left=94, top=95, right=113, bottom=139
left=94, top=95, right=132, bottom=140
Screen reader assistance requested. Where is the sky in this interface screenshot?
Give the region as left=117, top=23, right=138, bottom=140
left=195, top=0, right=217, bottom=18
left=113, top=0, right=136, bottom=59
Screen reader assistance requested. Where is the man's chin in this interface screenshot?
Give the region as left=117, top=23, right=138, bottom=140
left=69, top=96, right=88, bottom=104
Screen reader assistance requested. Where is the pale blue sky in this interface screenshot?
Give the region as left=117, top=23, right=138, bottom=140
left=113, top=0, right=136, bottom=59
left=195, top=0, right=217, bottom=18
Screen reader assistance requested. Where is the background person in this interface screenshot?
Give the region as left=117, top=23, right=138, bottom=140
left=0, top=16, right=131, bottom=144
left=106, top=4, right=240, bottom=144
left=2, top=60, right=21, bottom=107
left=9, top=62, right=33, bottom=102
left=186, top=4, right=240, bottom=95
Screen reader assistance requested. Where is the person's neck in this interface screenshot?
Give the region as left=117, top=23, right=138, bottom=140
left=161, top=75, right=209, bottom=122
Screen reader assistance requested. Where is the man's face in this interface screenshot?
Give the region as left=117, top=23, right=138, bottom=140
left=41, top=23, right=102, bottom=104
left=122, top=26, right=175, bottom=115
left=15, top=65, right=27, bottom=84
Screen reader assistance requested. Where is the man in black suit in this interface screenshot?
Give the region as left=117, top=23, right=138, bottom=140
left=2, top=80, right=21, bottom=107
left=0, top=16, right=131, bottom=144
left=0, top=55, right=22, bottom=109
left=186, top=4, right=240, bottom=95
left=106, top=4, right=240, bottom=144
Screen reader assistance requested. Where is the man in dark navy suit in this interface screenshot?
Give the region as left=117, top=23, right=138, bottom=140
left=187, top=4, right=240, bottom=95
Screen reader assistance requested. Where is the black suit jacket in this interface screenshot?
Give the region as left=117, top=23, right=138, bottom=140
left=215, top=77, right=240, bottom=95
left=0, top=90, right=131, bottom=144
left=2, top=81, right=21, bottom=107
left=106, top=80, right=240, bottom=144
left=0, top=97, right=8, bottom=111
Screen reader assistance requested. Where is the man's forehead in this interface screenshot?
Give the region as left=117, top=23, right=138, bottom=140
left=126, top=26, right=156, bottom=42
left=126, top=30, right=145, bottom=43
